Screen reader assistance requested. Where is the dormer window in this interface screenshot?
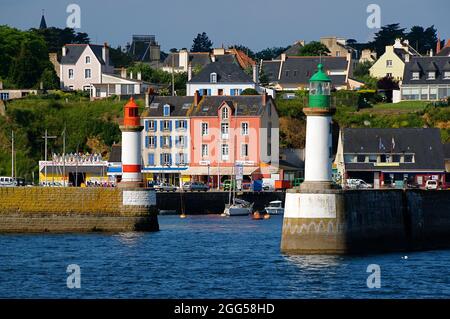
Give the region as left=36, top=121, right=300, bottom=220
left=427, top=71, right=436, bottom=80
left=221, top=107, right=229, bottom=120
left=444, top=72, right=450, bottom=80
left=86, top=56, right=91, bottom=64
left=412, top=72, right=420, bottom=80
left=163, top=104, right=170, bottom=116
left=210, top=72, right=217, bottom=83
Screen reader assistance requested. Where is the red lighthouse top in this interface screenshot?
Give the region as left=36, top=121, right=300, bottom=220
left=123, top=97, right=140, bottom=126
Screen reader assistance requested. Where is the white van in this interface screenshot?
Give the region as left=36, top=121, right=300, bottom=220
left=346, top=179, right=372, bottom=189
left=0, top=176, right=16, bottom=187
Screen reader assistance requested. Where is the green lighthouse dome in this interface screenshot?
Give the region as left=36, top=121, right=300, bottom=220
left=309, top=63, right=331, bottom=108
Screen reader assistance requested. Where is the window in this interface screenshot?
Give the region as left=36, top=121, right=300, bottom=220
left=145, top=136, right=156, bottom=148
left=357, top=155, right=366, bottom=163
left=163, top=120, right=171, bottom=131
left=241, top=144, right=249, bottom=157
left=392, top=155, right=401, bottom=162
left=412, top=72, right=420, bottom=80
left=202, top=144, right=208, bottom=157
left=404, top=154, right=414, bottom=163
left=162, top=153, right=171, bottom=165
left=0, top=93, right=9, bottom=100
left=386, top=73, right=392, bottom=78
left=201, top=123, right=208, bottom=136
left=221, top=123, right=229, bottom=138
left=85, top=56, right=91, bottom=64
left=380, top=155, right=387, bottom=162
left=241, top=122, right=249, bottom=135
left=428, top=72, right=436, bottom=80
left=84, top=69, right=91, bottom=79
left=221, top=144, right=229, bottom=160
left=162, top=136, right=171, bottom=148
left=210, top=72, right=217, bottom=83
left=230, top=89, right=242, bottom=96
left=221, top=107, right=229, bottom=120
left=444, top=72, right=450, bottom=80
left=68, top=69, right=74, bottom=79
left=145, top=120, right=156, bottom=131
left=175, top=136, right=186, bottom=148
left=163, top=104, right=170, bottom=116
left=176, top=153, right=187, bottom=165
left=386, top=60, right=393, bottom=68
left=177, top=120, right=187, bottom=130
left=344, top=155, right=355, bottom=163
left=368, top=155, right=377, bottom=163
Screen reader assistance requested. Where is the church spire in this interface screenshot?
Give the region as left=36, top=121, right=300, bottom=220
left=39, top=9, right=47, bottom=29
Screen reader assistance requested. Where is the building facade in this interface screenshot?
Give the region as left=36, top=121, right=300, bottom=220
left=401, top=56, right=450, bottom=101
left=335, top=128, right=446, bottom=188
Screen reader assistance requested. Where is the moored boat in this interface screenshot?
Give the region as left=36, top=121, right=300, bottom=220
left=264, top=200, right=284, bottom=215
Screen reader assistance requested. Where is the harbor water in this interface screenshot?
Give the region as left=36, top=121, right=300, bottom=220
left=1, top=215, right=450, bottom=298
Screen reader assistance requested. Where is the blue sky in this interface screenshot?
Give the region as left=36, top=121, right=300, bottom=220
left=1, top=0, right=449, bottom=51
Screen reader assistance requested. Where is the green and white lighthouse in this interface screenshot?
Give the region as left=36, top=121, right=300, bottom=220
left=302, top=63, right=334, bottom=190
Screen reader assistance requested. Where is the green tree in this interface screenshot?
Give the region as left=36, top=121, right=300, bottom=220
left=9, top=40, right=47, bottom=88
left=297, top=41, right=330, bottom=56
left=406, top=25, right=438, bottom=55
left=191, top=32, right=213, bottom=52
left=370, top=23, right=406, bottom=57
left=240, top=88, right=259, bottom=95
left=353, top=61, right=373, bottom=79
left=109, top=46, right=133, bottom=68
left=39, top=67, right=59, bottom=90
left=255, top=46, right=288, bottom=60
left=30, top=27, right=90, bottom=53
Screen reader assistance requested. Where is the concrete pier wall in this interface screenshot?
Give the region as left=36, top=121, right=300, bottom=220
left=0, top=188, right=158, bottom=233
left=281, top=189, right=450, bottom=254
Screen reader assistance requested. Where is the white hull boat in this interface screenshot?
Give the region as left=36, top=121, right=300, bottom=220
left=224, top=199, right=254, bottom=216
left=264, top=200, right=284, bottom=215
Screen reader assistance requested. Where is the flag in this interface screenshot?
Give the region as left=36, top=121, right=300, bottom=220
left=391, top=137, right=395, bottom=150
left=378, top=137, right=385, bottom=151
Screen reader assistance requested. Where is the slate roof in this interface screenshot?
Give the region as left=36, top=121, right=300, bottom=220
left=189, top=54, right=253, bottom=83
left=343, top=128, right=445, bottom=171
left=443, top=143, right=450, bottom=159
left=276, top=41, right=304, bottom=58
left=141, top=96, right=194, bottom=117
left=262, top=56, right=348, bottom=87
left=190, top=95, right=271, bottom=117
left=403, top=56, right=450, bottom=84
left=60, top=44, right=109, bottom=65
left=163, top=52, right=211, bottom=68
left=108, top=144, right=122, bottom=163
left=437, top=46, right=450, bottom=57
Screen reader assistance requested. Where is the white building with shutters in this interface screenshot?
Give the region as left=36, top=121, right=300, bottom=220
left=140, top=96, right=194, bottom=186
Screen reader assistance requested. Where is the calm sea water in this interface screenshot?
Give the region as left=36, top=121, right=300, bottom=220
left=1, top=215, right=450, bottom=298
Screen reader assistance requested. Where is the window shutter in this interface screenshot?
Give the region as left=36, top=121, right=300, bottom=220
left=184, top=136, right=187, bottom=148
left=154, top=136, right=157, bottom=148
left=145, top=136, right=149, bottom=148
left=207, top=89, right=211, bottom=96
left=169, top=136, right=172, bottom=148
left=184, top=120, right=188, bottom=129
left=168, top=154, right=172, bottom=165
left=145, top=120, right=149, bottom=131
left=160, top=154, right=163, bottom=165
left=160, top=120, right=163, bottom=131
left=169, top=121, right=172, bottom=131
left=175, top=120, right=179, bottom=129
left=160, top=136, right=163, bottom=147
left=175, top=153, right=180, bottom=165
left=148, top=154, right=154, bottom=165
left=153, top=120, right=157, bottom=131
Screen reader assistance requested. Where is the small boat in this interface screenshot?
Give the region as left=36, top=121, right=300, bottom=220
left=224, top=198, right=254, bottom=216
left=264, top=200, right=284, bottom=215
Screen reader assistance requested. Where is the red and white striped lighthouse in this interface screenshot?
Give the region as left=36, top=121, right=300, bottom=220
left=119, top=97, right=144, bottom=188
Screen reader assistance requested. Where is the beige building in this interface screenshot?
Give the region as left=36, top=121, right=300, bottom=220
left=370, top=39, right=420, bottom=81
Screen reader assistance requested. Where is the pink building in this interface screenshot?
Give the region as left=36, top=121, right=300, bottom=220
left=185, top=93, right=279, bottom=187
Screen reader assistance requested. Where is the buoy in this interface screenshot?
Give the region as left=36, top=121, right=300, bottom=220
left=264, top=213, right=271, bottom=220
left=252, top=211, right=262, bottom=220
left=180, top=213, right=187, bottom=219
left=402, top=256, right=408, bottom=260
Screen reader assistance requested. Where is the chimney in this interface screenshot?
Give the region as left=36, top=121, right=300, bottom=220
left=62, top=46, right=66, bottom=56
left=430, top=49, right=434, bottom=57
left=393, top=38, right=402, bottom=49
left=252, top=63, right=259, bottom=84
left=194, top=90, right=200, bottom=106
left=137, top=72, right=142, bottom=81
left=281, top=53, right=287, bottom=62
left=211, top=54, right=216, bottom=62
left=145, top=90, right=150, bottom=107
left=262, top=92, right=268, bottom=105
left=188, top=63, right=192, bottom=81
left=102, top=43, right=109, bottom=65
left=130, top=71, right=133, bottom=80
left=179, top=49, right=189, bottom=70
left=120, top=67, right=127, bottom=78
left=405, top=53, right=410, bottom=63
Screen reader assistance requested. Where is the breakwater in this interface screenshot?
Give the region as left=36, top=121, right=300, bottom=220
left=0, top=187, right=158, bottom=233
left=281, top=189, right=450, bottom=254
left=156, top=191, right=285, bottom=214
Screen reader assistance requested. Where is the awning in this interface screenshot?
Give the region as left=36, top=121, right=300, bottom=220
left=183, top=166, right=259, bottom=176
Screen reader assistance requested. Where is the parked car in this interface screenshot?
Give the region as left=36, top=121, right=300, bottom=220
left=185, top=181, right=209, bottom=192
left=346, top=179, right=372, bottom=189
left=425, top=180, right=439, bottom=190
left=262, top=183, right=275, bottom=191
left=154, top=183, right=177, bottom=192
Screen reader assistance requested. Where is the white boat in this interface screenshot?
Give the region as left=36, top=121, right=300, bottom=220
left=264, top=200, right=284, bottom=215
left=224, top=198, right=254, bottom=216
